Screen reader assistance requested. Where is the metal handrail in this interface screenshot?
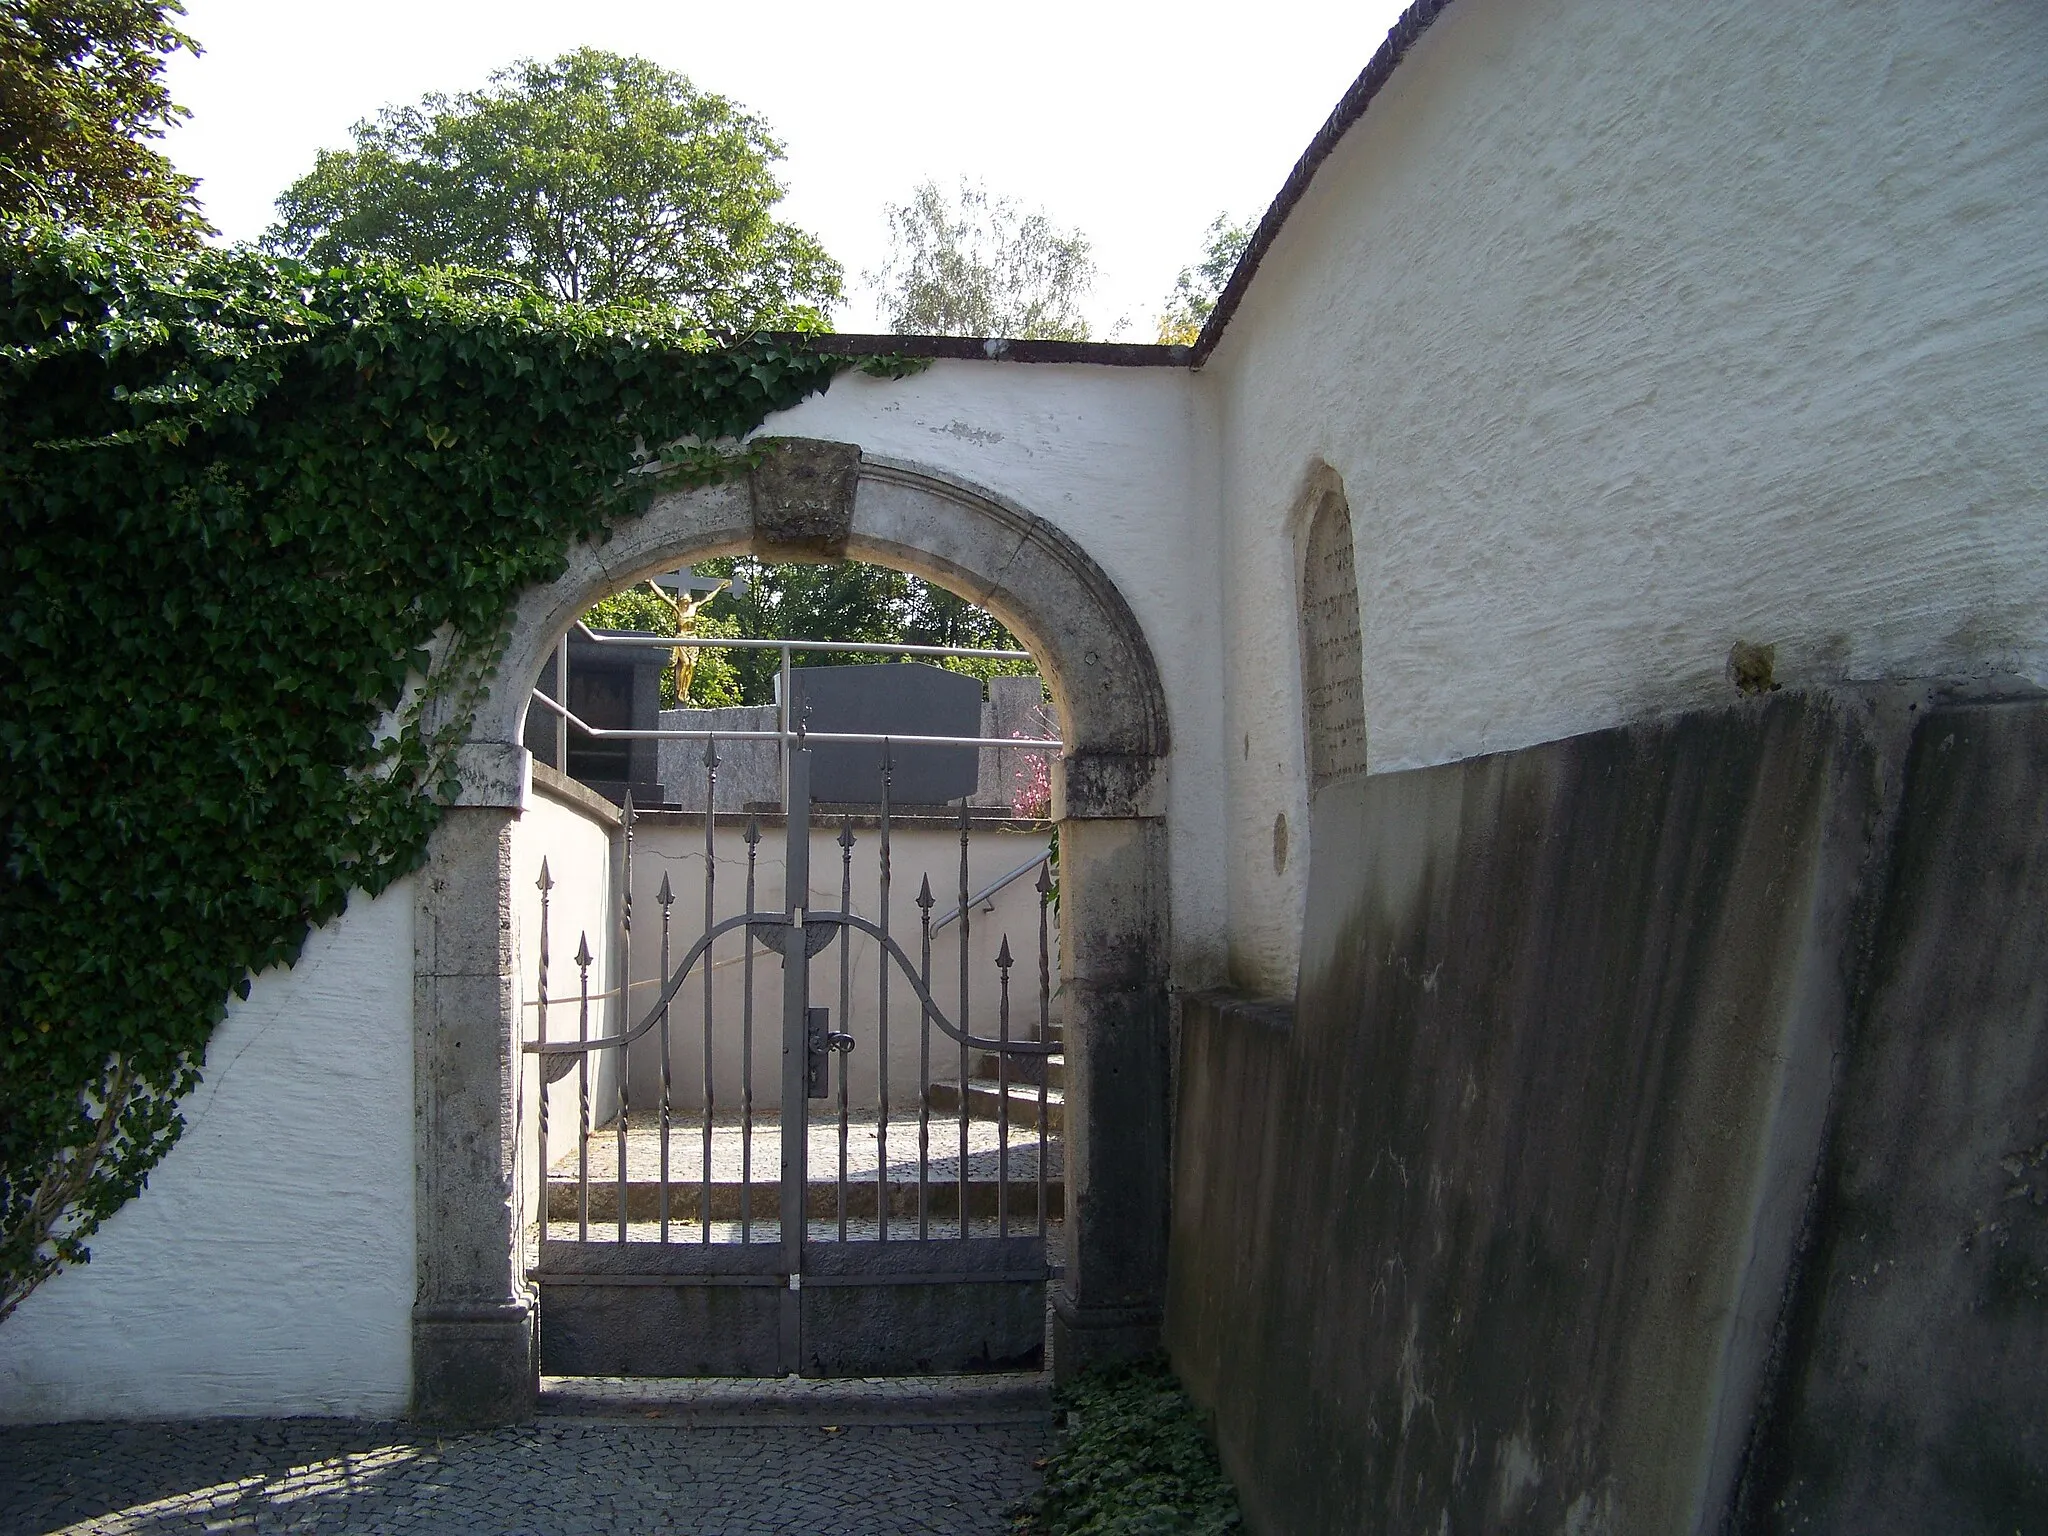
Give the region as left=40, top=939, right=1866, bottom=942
left=526, top=685, right=1061, bottom=751
left=930, top=855, right=1051, bottom=935
left=570, top=620, right=1032, bottom=660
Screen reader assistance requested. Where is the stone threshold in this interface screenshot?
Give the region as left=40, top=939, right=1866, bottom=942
left=538, top=1371, right=1052, bottom=1428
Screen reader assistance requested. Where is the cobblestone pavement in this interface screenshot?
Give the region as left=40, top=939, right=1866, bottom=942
left=1, top=1411, right=1048, bottom=1535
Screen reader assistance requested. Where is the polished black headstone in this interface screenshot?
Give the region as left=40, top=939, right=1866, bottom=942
left=791, top=663, right=981, bottom=805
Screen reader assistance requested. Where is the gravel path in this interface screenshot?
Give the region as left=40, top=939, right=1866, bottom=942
left=2, top=1406, right=1048, bottom=1535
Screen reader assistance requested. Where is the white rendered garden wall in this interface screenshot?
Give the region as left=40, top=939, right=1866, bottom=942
left=0, top=881, right=417, bottom=1422
left=1204, top=0, right=2048, bottom=988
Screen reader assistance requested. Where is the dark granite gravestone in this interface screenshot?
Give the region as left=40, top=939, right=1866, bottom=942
left=522, top=631, right=665, bottom=804
left=791, top=663, right=982, bottom=806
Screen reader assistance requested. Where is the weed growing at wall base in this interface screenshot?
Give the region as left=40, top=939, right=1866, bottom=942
left=0, top=222, right=900, bottom=1320
left=1015, top=1356, right=1242, bottom=1535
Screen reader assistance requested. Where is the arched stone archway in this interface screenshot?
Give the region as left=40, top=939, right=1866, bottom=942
left=413, top=440, right=1173, bottom=1420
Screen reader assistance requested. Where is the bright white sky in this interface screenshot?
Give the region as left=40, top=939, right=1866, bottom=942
left=162, top=0, right=1410, bottom=338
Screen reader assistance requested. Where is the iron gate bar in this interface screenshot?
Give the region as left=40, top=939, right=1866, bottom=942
left=657, top=870, right=674, bottom=1242
left=576, top=933, right=592, bottom=1241
left=998, top=935, right=1011, bottom=1239
left=617, top=793, right=633, bottom=1246
left=779, top=743, right=811, bottom=1374
left=700, top=741, right=717, bottom=1248
left=741, top=816, right=761, bottom=1244
left=917, top=873, right=935, bottom=1240
left=957, top=801, right=971, bottom=1241
left=1037, top=861, right=1053, bottom=1240
left=876, top=749, right=893, bottom=1244
left=837, top=817, right=854, bottom=1242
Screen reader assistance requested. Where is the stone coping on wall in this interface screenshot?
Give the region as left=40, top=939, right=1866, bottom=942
left=631, top=805, right=1054, bottom=835
left=531, top=760, right=621, bottom=825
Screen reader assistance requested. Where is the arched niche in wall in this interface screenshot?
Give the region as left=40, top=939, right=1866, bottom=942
left=1297, top=478, right=1367, bottom=793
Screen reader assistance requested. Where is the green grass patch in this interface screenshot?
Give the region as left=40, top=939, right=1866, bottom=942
left=1015, top=1355, right=1243, bottom=1535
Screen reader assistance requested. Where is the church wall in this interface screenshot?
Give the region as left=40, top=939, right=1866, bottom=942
left=1204, top=0, right=2048, bottom=990
left=0, top=881, right=417, bottom=1422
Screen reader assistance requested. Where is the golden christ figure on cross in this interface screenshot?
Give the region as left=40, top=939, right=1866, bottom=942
left=643, top=574, right=729, bottom=702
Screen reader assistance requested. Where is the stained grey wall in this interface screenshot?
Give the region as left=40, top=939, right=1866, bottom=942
left=1166, top=689, right=2048, bottom=1534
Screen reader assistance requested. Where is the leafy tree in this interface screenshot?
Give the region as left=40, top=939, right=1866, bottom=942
left=265, top=48, right=841, bottom=334
left=1156, top=212, right=1253, bottom=345
left=0, top=0, right=209, bottom=238
left=870, top=177, right=1094, bottom=340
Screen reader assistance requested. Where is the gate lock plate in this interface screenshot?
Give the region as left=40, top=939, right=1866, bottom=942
left=805, top=1006, right=855, bottom=1098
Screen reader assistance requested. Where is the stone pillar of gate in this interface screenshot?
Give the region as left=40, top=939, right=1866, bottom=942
left=411, top=742, right=536, bottom=1423
left=1050, top=751, right=1171, bottom=1379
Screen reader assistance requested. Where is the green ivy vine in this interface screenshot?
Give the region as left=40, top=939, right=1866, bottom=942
left=0, top=222, right=886, bottom=1319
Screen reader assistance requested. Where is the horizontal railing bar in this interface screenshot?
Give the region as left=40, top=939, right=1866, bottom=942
left=931, top=855, right=1051, bottom=936
left=573, top=620, right=1033, bottom=661
left=530, top=1272, right=784, bottom=1288
left=527, top=1270, right=1048, bottom=1288
left=530, top=689, right=1061, bottom=751
left=795, top=1271, right=1049, bottom=1288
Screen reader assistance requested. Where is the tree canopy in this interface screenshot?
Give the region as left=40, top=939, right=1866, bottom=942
left=0, top=0, right=208, bottom=239
left=1156, top=212, right=1253, bottom=345
left=265, top=48, right=841, bottom=334
left=869, top=177, right=1094, bottom=341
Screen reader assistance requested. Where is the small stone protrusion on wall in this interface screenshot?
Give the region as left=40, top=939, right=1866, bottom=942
left=1728, top=640, right=1782, bottom=695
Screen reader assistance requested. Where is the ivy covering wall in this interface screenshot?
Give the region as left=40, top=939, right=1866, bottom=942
left=0, top=223, right=877, bottom=1318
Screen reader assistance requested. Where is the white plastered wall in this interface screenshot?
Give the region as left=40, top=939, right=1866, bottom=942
left=1207, top=0, right=2048, bottom=987
left=763, top=363, right=1225, bottom=984
left=0, top=881, right=416, bottom=1422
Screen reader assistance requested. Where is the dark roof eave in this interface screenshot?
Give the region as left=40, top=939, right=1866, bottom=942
left=760, top=332, right=1192, bottom=367
left=1189, top=0, right=1457, bottom=367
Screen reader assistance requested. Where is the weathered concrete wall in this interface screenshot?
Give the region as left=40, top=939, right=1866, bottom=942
left=1206, top=0, right=2048, bottom=990
left=0, top=882, right=416, bottom=1422
left=1166, top=691, right=2048, bottom=1533
left=1736, top=698, right=2048, bottom=1533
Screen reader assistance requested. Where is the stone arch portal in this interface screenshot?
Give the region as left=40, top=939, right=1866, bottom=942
left=413, top=440, right=1173, bottom=1420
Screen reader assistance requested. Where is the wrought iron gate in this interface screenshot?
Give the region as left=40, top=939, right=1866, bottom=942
left=523, top=626, right=1061, bottom=1377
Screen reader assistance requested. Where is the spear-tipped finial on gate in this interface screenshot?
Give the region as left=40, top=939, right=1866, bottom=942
left=538, top=858, right=553, bottom=893
left=622, top=788, right=635, bottom=821
left=917, top=873, right=934, bottom=911
left=997, top=935, right=1014, bottom=971
left=575, top=932, right=593, bottom=971
left=838, top=816, right=855, bottom=850
left=1035, top=860, right=1053, bottom=898
left=657, top=871, right=674, bottom=907
left=743, top=815, right=761, bottom=847
left=879, top=740, right=894, bottom=777
left=703, top=735, right=720, bottom=769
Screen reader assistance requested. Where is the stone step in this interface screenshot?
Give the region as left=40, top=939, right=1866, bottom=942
left=972, top=1051, right=1065, bottom=1091
left=539, top=1371, right=1053, bottom=1426
left=927, top=1079, right=1064, bottom=1135
left=547, top=1177, right=1061, bottom=1223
